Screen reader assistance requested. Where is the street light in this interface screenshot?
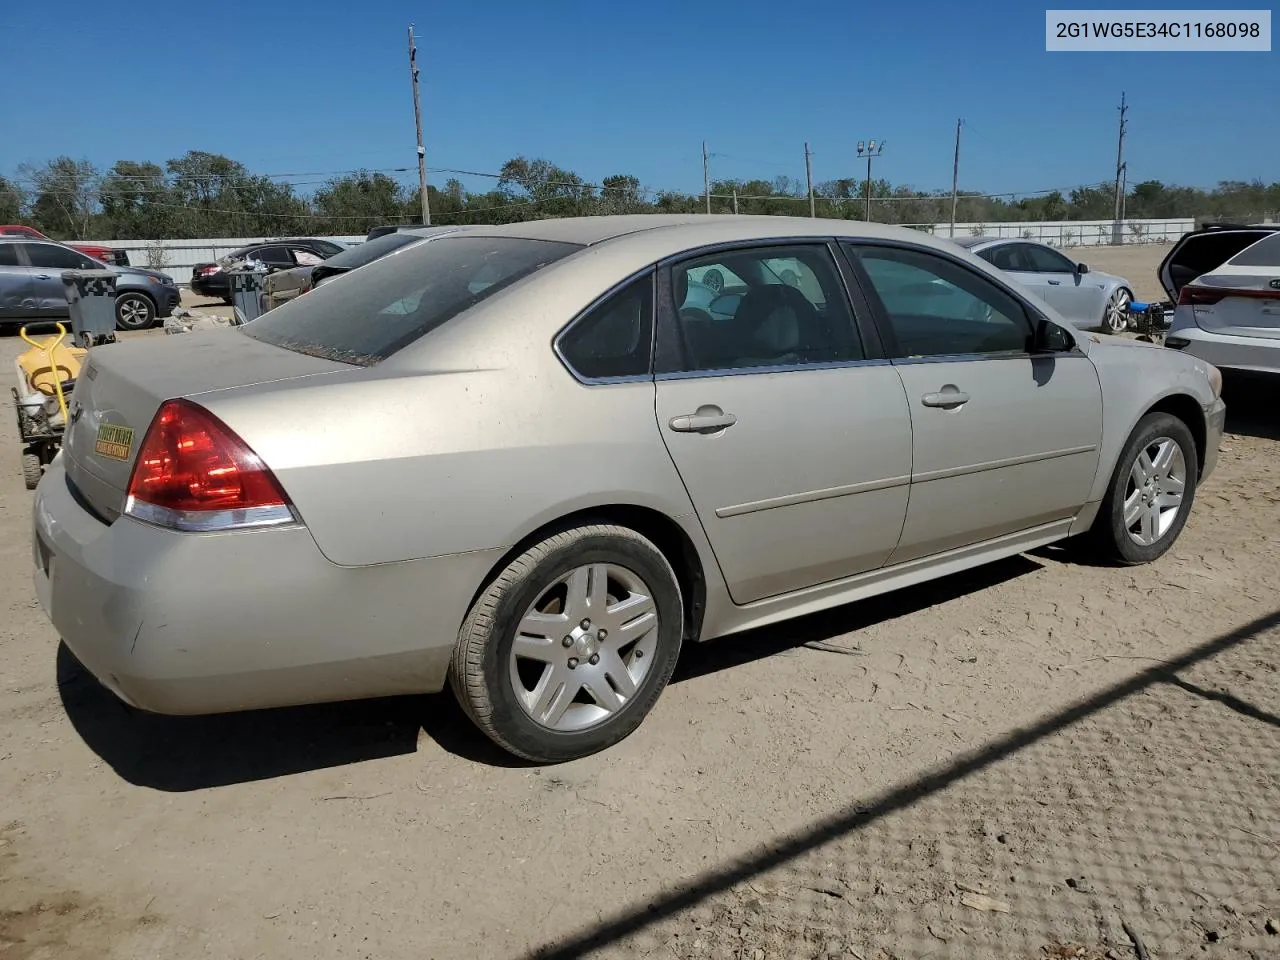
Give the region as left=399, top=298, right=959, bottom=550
left=856, top=139, right=886, bottom=221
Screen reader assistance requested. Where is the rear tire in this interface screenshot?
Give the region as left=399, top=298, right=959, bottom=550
left=22, top=451, right=42, bottom=490
left=1091, top=412, right=1198, bottom=564
left=450, top=524, right=683, bottom=763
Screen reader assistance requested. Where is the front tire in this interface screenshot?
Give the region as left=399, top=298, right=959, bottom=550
left=115, top=292, right=156, bottom=331
left=1092, top=412, right=1198, bottom=564
left=450, top=524, right=684, bottom=763
left=1103, top=287, right=1132, bottom=334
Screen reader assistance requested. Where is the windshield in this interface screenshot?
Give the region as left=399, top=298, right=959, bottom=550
left=242, top=236, right=582, bottom=364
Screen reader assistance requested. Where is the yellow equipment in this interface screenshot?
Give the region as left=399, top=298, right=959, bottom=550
left=13, top=322, right=89, bottom=490
left=17, top=323, right=85, bottom=422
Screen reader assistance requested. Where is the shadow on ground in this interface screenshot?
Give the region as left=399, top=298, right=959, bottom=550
left=1223, top=372, right=1280, bottom=441
left=521, top=609, right=1280, bottom=960
left=57, top=557, right=1040, bottom=791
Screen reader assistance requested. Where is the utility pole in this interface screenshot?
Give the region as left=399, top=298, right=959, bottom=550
left=702, top=141, right=711, bottom=214
left=1112, top=91, right=1127, bottom=244
left=408, top=25, right=430, bottom=225
left=949, top=119, right=962, bottom=237
left=732, top=187, right=738, bottom=214
left=856, top=139, right=885, bottom=221
left=805, top=142, right=815, bottom=218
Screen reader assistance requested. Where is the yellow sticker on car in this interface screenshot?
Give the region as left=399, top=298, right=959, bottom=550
left=94, top=423, right=135, bottom=461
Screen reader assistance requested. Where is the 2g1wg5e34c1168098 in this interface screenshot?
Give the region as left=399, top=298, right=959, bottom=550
left=1046, top=9, right=1271, bottom=51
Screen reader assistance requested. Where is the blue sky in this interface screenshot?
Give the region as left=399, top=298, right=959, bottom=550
left=1, top=0, right=1275, bottom=200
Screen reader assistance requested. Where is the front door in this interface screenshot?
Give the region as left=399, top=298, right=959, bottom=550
left=845, top=242, right=1103, bottom=564
left=1019, top=243, right=1106, bottom=325
left=654, top=242, right=913, bottom=604
left=0, top=244, right=34, bottom=317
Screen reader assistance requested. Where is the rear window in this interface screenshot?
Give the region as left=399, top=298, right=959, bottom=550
left=242, top=236, right=581, bottom=364
left=1226, top=232, right=1280, bottom=267
left=320, top=232, right=423, bottom=272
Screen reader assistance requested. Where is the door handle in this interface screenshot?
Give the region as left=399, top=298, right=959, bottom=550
left=669, top=408, right=737, bottom=433
left=34, top=274, right=52, bottom=280
left=1046, top=279, right=1061, bottom=285
left=921, top=388, right=970, bottom=409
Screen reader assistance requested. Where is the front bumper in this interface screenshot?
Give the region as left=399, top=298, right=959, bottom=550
left=1201, top=396, right=1227, bottom=483
left=32, top=458, right=501, bottom=715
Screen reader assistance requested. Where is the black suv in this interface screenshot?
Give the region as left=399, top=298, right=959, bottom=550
left=190, top=238, right=345, bottom=302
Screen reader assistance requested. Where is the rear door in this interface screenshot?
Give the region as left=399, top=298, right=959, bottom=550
left=844, top=241, right=1102, bottom=564
left=0, top=243, right=34, bottom=317
left=653, top=241, right=912, bottom=604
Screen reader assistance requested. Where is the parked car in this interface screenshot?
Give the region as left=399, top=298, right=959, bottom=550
left=33, top=215, right=1224, bottom=763
left=0, top=225, right=129, bottom=266
left=1165, top=228, right=1280, bottom=374
left=262, top=227, right=465, bottom=310
left=950, top=236, right=1134, bottom=333
left=0, top=237, right=178, bottom=330
left=190, top=238, right=346, bottom=302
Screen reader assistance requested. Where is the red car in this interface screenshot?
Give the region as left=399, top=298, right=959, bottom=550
left=0, top=225, right=129, bottom=266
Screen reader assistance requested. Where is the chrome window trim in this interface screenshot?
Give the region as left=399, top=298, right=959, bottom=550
left=654, top=357, right=892, bottom=382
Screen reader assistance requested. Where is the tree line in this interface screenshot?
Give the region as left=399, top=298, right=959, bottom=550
left=2, top=150, right=1277, bottom=241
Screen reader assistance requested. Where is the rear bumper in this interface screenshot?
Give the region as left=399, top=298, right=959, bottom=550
left=1169, top=323, right=1280, bottom=375
left=32, top=458, right=501, bottom=715
left=189, top=275, right=229, bottom=298
left=1201, top=397, right=1226, bottom=483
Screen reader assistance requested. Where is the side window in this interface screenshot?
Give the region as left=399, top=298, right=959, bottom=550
left=0, top=245, right=20, bottom=266
left=292, top=248, right=324, bottom=267
left=558, top=274, right=654, bottom=380
left=20, top=243, right=93, bottom=270
left=847, top=244, right=1034, bottom=358
left=1022, top=244, right=1076, bottom=273
left=669, top=245, right=862, bottom=373
left=981, top=244, right=1028, bottom=272
left=255, top=245, right=293, bottom=267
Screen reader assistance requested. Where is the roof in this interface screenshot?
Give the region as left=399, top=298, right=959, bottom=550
left=459, top=214, right=949, bottom=250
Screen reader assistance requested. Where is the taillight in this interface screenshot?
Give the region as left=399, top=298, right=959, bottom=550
left=199, top=265, right=222, bottom=277
left=1179, top=283, right=1280, bottom=306
left=124, top=399, right=296, bottom=532
left=1178, top=284, right=1223, bottom=306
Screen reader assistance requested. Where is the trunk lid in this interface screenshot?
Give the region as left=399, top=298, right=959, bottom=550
left=1180, top=273, right=1280, bottom=339
left=63, top=330, right=351, bottom=521
left=1158, top=225, right=1279, bottom=301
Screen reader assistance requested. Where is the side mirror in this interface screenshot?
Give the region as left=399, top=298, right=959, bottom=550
left=1036, top=318, right=1073, bottom=352
left=1076, top=262, right=1090, bottom=274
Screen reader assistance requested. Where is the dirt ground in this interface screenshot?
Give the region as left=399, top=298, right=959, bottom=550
left=1, top=243, right=1278, bottom=960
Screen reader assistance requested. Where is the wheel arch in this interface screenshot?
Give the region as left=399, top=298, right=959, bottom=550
left=1144, top=393, right=1207, bottom=477
left=464, top=504, right=709, bottom=645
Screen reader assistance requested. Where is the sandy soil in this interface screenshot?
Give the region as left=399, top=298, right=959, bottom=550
left=1, top=242, right=1277, bottom=960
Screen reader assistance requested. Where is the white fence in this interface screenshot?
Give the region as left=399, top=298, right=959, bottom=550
left=91, top=218, right=1197, bottom=285
left=906, top=218, right=1196, bottom=247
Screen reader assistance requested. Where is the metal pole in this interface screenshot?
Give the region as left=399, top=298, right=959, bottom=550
left=950, top=118, right=962, bottom=237
left=1112, top=91, right=1127, bottom=244
left=703, top=140, right=711, bottom=214
left=408, top=25, right=430, bottom=225
left=865, top=152, right=873, bottom=221
left=732, top=187, right=738, bottom=214
left=805, top=142, right=815, bottom=218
